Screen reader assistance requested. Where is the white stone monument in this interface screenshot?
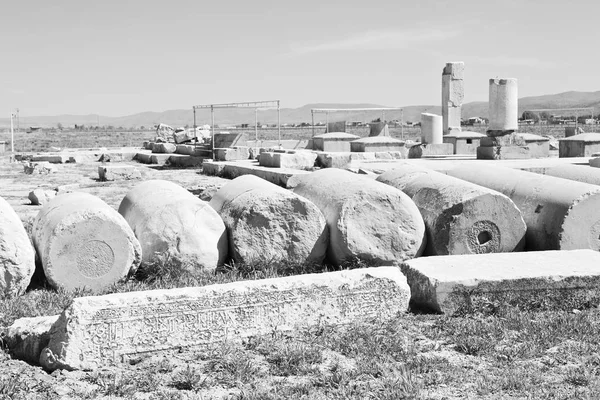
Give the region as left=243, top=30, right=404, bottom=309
left=488, top=78, right=518, bottom=133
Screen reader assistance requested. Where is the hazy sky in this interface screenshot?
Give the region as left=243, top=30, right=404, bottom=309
left=2, top=0, right=598, bottom=116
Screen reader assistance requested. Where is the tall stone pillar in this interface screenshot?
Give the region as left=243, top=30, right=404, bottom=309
left=488, top=78, right=518, bottom=134
left=420, top=113, right=443, bottom=144
left=442, top=62, right=464, bottom=135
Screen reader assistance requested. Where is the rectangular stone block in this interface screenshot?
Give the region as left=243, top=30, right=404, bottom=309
left=408, top=143, right=454, bottom=158
left=168, top=155, right=205, bottom=167
left=214, top=147, right=250, bottom=161
left=401, top=250, right=600, bottom=315
left=39, top=267, right=409, bottom=370
left=98, top=165, right=141, bottom=181
left=31, top=154, right=69, bottom=164
left=258, top=152, right=317, bottom=169
left=442, top=62, right=464, bottom=80
left=202, top=160, right=226, bottom=176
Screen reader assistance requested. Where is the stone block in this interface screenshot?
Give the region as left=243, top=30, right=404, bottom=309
left=408, top=143, right=454, bottom=158
left=214, top=147, right=251, bottom=161
left=213, top=133, right=247, bottom=149
left=28, top=189, right=57, bottom=205
left=175, top=144, right=196, bottom=155
left=98, top=165, right=141, bottom=181
left=168, top=155, right=205, bottom=168
left=312, top=133, right=360, bottom=152
left=5, top=316, right=59, bottom=365
left=401, top=250, right=600, bottom=315
left=152, top=143, right=176, bottom=154
left=369, top=122, right=389, bottom=137
left=350, top=137, right=406, bottom=153
left=590, top=157, right=600, bottom=168
left=31, top=155, right=69, bottom=164
left=442, top=61, right=464, bottom=80
left=38, top=267, right=410, bottom=371
left=258, top=152, right=317, bottom=169
left=202, top=160, right=226, bottom=176
left=477, top=145, right=535, bottom=160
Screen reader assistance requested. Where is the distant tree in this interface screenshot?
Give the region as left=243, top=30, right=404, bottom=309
left=521, top=111, right=540, bottom=122
left=371, top=118, right=381, bottom=123
left=140, top=126, right=145, bottom=130
left=57, top=122, right=63, bottom=130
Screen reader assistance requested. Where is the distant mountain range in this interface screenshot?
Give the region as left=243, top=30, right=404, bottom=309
left=2, top=91, right=600, bottom=129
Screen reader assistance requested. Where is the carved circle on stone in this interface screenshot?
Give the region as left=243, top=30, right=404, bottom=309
left=76, top=240, right=115, bottom=278
left=466, top=220, right=500, bottom=254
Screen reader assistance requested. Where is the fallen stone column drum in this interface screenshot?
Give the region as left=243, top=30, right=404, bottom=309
left=377, top=164, right=526, bottom=255
left=32, top=192, right=142, bottom=292
left=290, top=168, right=426, bottom=265
left=119, top=180, right=227, bottom=273
left=209, top=175, right=328, bottom=265
left=0, top=196, right=36, bottom=296
left=542, top=164, right=600, bottom=186
left=421, top=113, right=443, bottom=144
left=447, top=164, right=600, bottom=251
left=489, top=78, right=518, bottom=131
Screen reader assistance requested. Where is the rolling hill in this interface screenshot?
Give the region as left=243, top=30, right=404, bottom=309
left=2, top=91, right=600, bottom=129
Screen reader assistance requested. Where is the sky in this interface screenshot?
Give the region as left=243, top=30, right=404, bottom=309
left=1, top=0, right=599, bottom=117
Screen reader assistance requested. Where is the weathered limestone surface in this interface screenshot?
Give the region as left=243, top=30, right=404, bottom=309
left=316, top=151, right=406, bottom=168
left=313, top=132, right=360, bottom=152
left=350, top=137, right=405, bottom=153
left=28, top=189, right=57, bottom=205
left=152, top=143, right=177, bottom=154
left=442, top=62, right=464, bottom=135
left=214, top=147, right=251, bottom=161
left=98, top=165, right=141, bottom=181
left=0, top=196, right=36, bottom=296
left=488, top=78, right=518, bottom=132
left=258, top=151, right=317, bottom=169
left=543, top=164, right=600, bottom=186
left=209, top=175, right=327, bottom=265
left=408, top=143, right=454, bottom=158
left=402, top=250, right=600, bottom=314
left=32, top=192, right=141, bottom=292
left=448, top=165, right=600, bottom=251
left=377, top=165, right=526, bottom=255
left=31, top=155, right=69, bottom=164
left=421, top=113, right=443, bottom=144
left=290, top=168, right=426, bottom=265
left=38, top=267, right=409, bottom=371
left=119, top=180, right=227, bottom=273
left=5, top=315, right=59, bottom=365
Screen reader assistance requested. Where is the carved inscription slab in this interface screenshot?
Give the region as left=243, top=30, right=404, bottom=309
left=40, top=267, right=409, bottom=371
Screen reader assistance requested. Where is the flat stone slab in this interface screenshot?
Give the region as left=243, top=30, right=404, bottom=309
left=98, top=165, right=141, bottom=181
left=202, top=160, right=310, bottom=188
left=258, top=151, right=317, bottom=169
left=401, top=250, right=600, bottom=315
left=315, top=151, right=406, bottom=168
left=214, top=147, right=251, bottom=161
left=38, top=267, right=409, bottom=371
left=31, top=154, right=69, bottom=163
left=408, top=143, right=454, bottom=158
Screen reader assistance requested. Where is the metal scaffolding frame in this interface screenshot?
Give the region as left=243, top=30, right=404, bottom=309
left=193, top=100, right=281, bottom=151
left=310, top=107, right=404, bottom=138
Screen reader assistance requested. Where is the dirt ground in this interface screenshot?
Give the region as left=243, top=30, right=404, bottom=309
left=0, top=154, right=230, bottom=224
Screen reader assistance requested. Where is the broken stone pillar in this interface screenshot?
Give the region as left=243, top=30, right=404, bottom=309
left=209, top=175, right=328, bottom=265
left=36, top=266, right=409, bottom=371
left=377, top=164, right=526, bottom=255
left=442, top=62, right=464, bottom=135
left=32, top=192, right=141, bottom=292
left=543, top=164, right=600, bottom=186
left=119, top=180, right=227, bottom=274
left=488, top=78, right=518, bottom=134
left=447, top=164, right=600, bottom=251
left=420, top=113, right=443, bottom=144
left=0, top=196, right=36, bottom=296
left=290, top=168, right=426, bottom=265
